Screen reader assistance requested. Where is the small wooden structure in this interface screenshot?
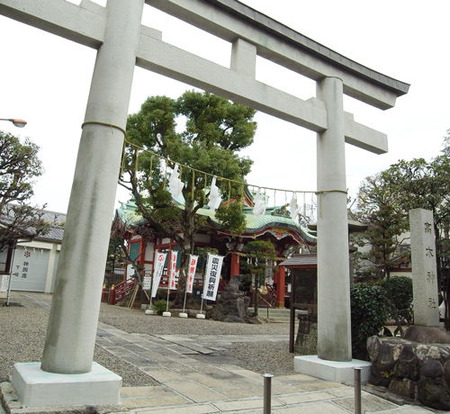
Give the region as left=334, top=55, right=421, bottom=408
left=279, top=254, right=317, bottom=353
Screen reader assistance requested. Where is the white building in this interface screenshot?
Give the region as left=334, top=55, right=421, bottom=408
left=1, top=210, right=65, bottom=295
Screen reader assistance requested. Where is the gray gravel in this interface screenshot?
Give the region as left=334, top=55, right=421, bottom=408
left=0, top=293, right=295, bottom=387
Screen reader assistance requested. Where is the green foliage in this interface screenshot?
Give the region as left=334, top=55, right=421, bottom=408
left=353, top=171, right=410, bottom=279
left=353, top=135, right=450, bottom=329
left=354, top=153, right=450, bottom=282
left=350, top=283, right=390, bottom=359
left=215, top=201, right=246, bottom=236
left=244, top=240, right=277, bottom=272
left=0, top=131, right=48, bottom=252
left=121, top=91, right=256, bottom=303
left=152, top=299, right=167, bottom=315
left=122, top=92, right=256, bottom=238
left=0, top=132, right=43, bottom=209
left=379, top=276, right=413, bottom=333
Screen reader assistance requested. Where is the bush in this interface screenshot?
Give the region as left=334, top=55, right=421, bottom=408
left=152, top=299, right=167, bottom=315
left=350, top=283, right=389, bottom=359
left=379, top=276, right=413, bottom=334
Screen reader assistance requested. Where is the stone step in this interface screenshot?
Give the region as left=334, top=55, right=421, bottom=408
left=250, top=307, right=292, bottom=323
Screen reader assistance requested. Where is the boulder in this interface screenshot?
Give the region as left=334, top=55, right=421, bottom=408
left=421, top=359, right=444, bottom=379
left=368, top=335, right=450, bottom=410
left=418, top=377, right=450, bottom=410
left=404, top=325, right=450, bottom=344
left=444, top=360, right=450, bottom=387
left=388, top=378, right=416, bottom=400
left=395, top=343, right=419, bottom=381
left=209, top=276, right=255, bottom=323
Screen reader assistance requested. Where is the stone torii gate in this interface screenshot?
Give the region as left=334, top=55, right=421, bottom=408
left=0, top=0, right=409, bottom=408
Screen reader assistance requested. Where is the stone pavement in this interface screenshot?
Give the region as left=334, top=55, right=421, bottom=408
left=1, top=295, right=438, bottom=413
left=92, top=322, right=435, bottom=414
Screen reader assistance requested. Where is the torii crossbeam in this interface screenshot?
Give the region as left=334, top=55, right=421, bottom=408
left=0, top=0, right=409, bottom=408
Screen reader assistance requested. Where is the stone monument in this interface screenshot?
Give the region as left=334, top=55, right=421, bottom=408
left=409, top=208, right=440, bottom=327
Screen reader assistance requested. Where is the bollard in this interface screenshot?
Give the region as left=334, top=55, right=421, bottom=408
left=108, top=285, right=115, bottom=305
left=263, top=373, right=274, bottom=414
left=354, top=368, right=362, bottom=414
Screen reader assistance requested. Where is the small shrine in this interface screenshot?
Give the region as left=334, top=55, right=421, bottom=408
left=112, top=196, right=317, bottom=309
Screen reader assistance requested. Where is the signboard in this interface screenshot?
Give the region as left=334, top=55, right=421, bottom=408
left=151, top=251, right=167, bottom=298
left=168, top=250, right=178, bottom=290
left=126, top=264, right=135, bottom=279
left=202, top=254, right=224, bottom=301
left=142, top=276, right=151, bottom=290
left=186, top=255, right=198, bottom=294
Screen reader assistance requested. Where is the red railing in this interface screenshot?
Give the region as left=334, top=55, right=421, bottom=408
left=102, top=278, right=136, bottom=305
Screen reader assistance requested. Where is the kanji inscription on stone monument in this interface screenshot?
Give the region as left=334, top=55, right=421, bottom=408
left=410, top=208, right=440, bottom=326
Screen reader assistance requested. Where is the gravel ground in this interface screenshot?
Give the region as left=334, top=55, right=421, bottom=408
left=0, top=293, right=295, bottom=387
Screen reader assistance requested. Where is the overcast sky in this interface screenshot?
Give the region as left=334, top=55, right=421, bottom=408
left=1, top=0, right=448, bottom=214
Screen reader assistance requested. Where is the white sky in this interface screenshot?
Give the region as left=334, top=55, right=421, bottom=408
left=0, top=0, right=448, bottom=214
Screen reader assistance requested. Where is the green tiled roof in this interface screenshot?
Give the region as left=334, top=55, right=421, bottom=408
left=117, top=199, right=316, bottom=244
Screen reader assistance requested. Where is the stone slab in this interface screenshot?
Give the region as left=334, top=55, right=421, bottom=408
left=294, top=355, right=371, bottom=385
left=409, top=208, right=440, bottom=327
left=139, top=404, right=219, bottom=414
left=11, top=362, right=121, bottom=407
left=275, top=401, right=349, bottom=413
left=365, top=406, right=435, bottom=413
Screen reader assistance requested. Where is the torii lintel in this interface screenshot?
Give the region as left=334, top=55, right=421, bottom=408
left=0, top=0, right=409, bottom=155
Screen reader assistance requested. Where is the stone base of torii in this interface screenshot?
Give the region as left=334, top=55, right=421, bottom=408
left=0, top=0, right=409, bottom=409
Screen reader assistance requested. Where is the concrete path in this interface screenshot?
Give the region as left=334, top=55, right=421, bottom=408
left=1, top=295, right=438, bottom=413
left=94, top=322, right=435, bottom=413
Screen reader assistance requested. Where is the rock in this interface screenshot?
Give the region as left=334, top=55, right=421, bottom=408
left=395, top=343, right=419, bottom=381
left=416, top=344, right=441, bottom=361
left=368, top=335, right=450, bottom=411
left=444, top=360, right=450, bottom=387
left=368, top=336, right=404, bottom=387
left=209, top=276, right=253, bottom=323
left=440, top=346, right=450, bottom=360
left=379, top=339, right=403, bottom=367
left=367, top=335, right=382, bottom=362
left=418, top=377, right=450, bottom=410
left=370, top=361, right=394, bottom=387
left=388, top=378, right=416, bottom=400
left=404, top=325, right=450, bottom=344
left=421, top=358, right=444, bottom=378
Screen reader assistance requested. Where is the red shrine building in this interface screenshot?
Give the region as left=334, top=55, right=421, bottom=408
left=112, top=199, right=317, bottom=308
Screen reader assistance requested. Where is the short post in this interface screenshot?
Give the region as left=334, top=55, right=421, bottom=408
left=263, top=373, right=274, bottom=414
left=108, top=285, right=115, bottom=305
left=4, top=242, right=17, bottom=307
left=354, top=368, right=361, bottom=414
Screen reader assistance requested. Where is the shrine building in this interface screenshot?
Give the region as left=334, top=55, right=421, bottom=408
left=112, top=197, right=317, bottom=308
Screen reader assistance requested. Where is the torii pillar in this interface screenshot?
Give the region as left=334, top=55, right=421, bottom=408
left=316, top=77, right=352, bottom=361
left=11, top=0, right=144, bottom=407
left=294, top=77, right=371, bottom=382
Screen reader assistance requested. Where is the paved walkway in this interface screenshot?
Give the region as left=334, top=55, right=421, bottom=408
left=93, top=322, right=435, bottom=414
left=1, top=295, right=438, bottom=413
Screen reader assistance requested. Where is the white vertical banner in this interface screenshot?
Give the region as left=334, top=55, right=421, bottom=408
left=202, top=254, right=224, bottom=301
left=186, top=255, right=198, bottom=294
left=142, top=276, right=151, bottom=290
left=168, top=250, right=178, bottom=290
left=126, top=263, right=135, bottom=280
left=151, top=251, right=167, bottom=298
left=0, top=275, right=10, bottom=292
